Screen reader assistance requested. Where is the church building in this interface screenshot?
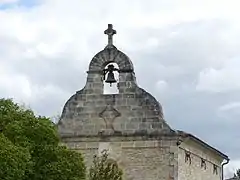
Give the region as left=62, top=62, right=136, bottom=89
left=57, top=24, right=229, bottom=180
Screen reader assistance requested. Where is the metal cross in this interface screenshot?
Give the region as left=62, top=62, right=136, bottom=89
left=104, top=24, right=116, bottom=46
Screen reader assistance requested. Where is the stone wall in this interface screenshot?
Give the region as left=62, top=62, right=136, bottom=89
left=178, top=139, right=223, bottom=180
left=63, top=137, right=178, bottom=180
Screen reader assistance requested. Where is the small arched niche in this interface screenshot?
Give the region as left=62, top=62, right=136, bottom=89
left=103, top=62, right=119, bottom=94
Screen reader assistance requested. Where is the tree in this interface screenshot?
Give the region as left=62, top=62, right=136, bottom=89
left=89, top=150, right=123, bottom=180
left=0, top=98, right=86, bottom=180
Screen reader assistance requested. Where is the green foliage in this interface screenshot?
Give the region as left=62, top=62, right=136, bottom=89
left=89, top=150, right=123, bottom=180
left=29, top=145, right=85, bottom=180
left=0, top=98, right=86, bottom=180
left=0, top=133, right=31, bottom=180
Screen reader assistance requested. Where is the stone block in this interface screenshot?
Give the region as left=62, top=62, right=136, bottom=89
left=121, top=141, right=135, bottom=148
left=134, top=141, right=146, bottom=148
left=151, top=122, right=163, bottom=129
left=126, top=122, right=139, bottom=130
left=145, top=141, right=155, bottom=147
left=86, top=142, right=98, bottom=149
left=75, top=142, right=87, bottom=149
left=139, top=122, right=151, bottom=130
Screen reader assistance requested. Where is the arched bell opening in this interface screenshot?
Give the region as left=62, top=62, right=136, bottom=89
left=103, top=62, right=119, bottom=94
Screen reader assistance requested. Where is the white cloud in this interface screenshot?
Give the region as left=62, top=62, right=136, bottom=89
left=196, top=58, right=240, bottom=92
left=219, top=102, right=240, bottom=112
left=217, top=102, right=240, bottom=120
left=0, top=67, right=31, bottom=101
left=155, top=80, right=168, bottom=93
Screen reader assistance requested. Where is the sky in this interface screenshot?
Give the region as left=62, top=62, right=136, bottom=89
left=0, top=0, right=239, bottom=178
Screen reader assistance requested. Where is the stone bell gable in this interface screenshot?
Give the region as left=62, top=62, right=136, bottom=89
left=57, top=24, right=229, bottom=180
left=58, top=25, right=171, bottom=137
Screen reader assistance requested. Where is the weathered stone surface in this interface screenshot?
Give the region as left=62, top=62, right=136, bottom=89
left=58, top=46, right=170, bottom=136
left=178, top=140, right=223, bottom=180
left=61, top=135, right=226, bottom=180
left=62, top=137, right=177, bottom=180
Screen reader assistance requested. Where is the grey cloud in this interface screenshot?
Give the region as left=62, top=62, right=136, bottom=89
left=0, top=2, right=240, bottom=170
left=123, top=20, right=240, bottom=161
left=161, top=92, right=240, bottom=158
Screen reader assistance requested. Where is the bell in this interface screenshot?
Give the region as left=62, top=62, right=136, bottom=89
left=105, top=71, right=117, bottom=86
